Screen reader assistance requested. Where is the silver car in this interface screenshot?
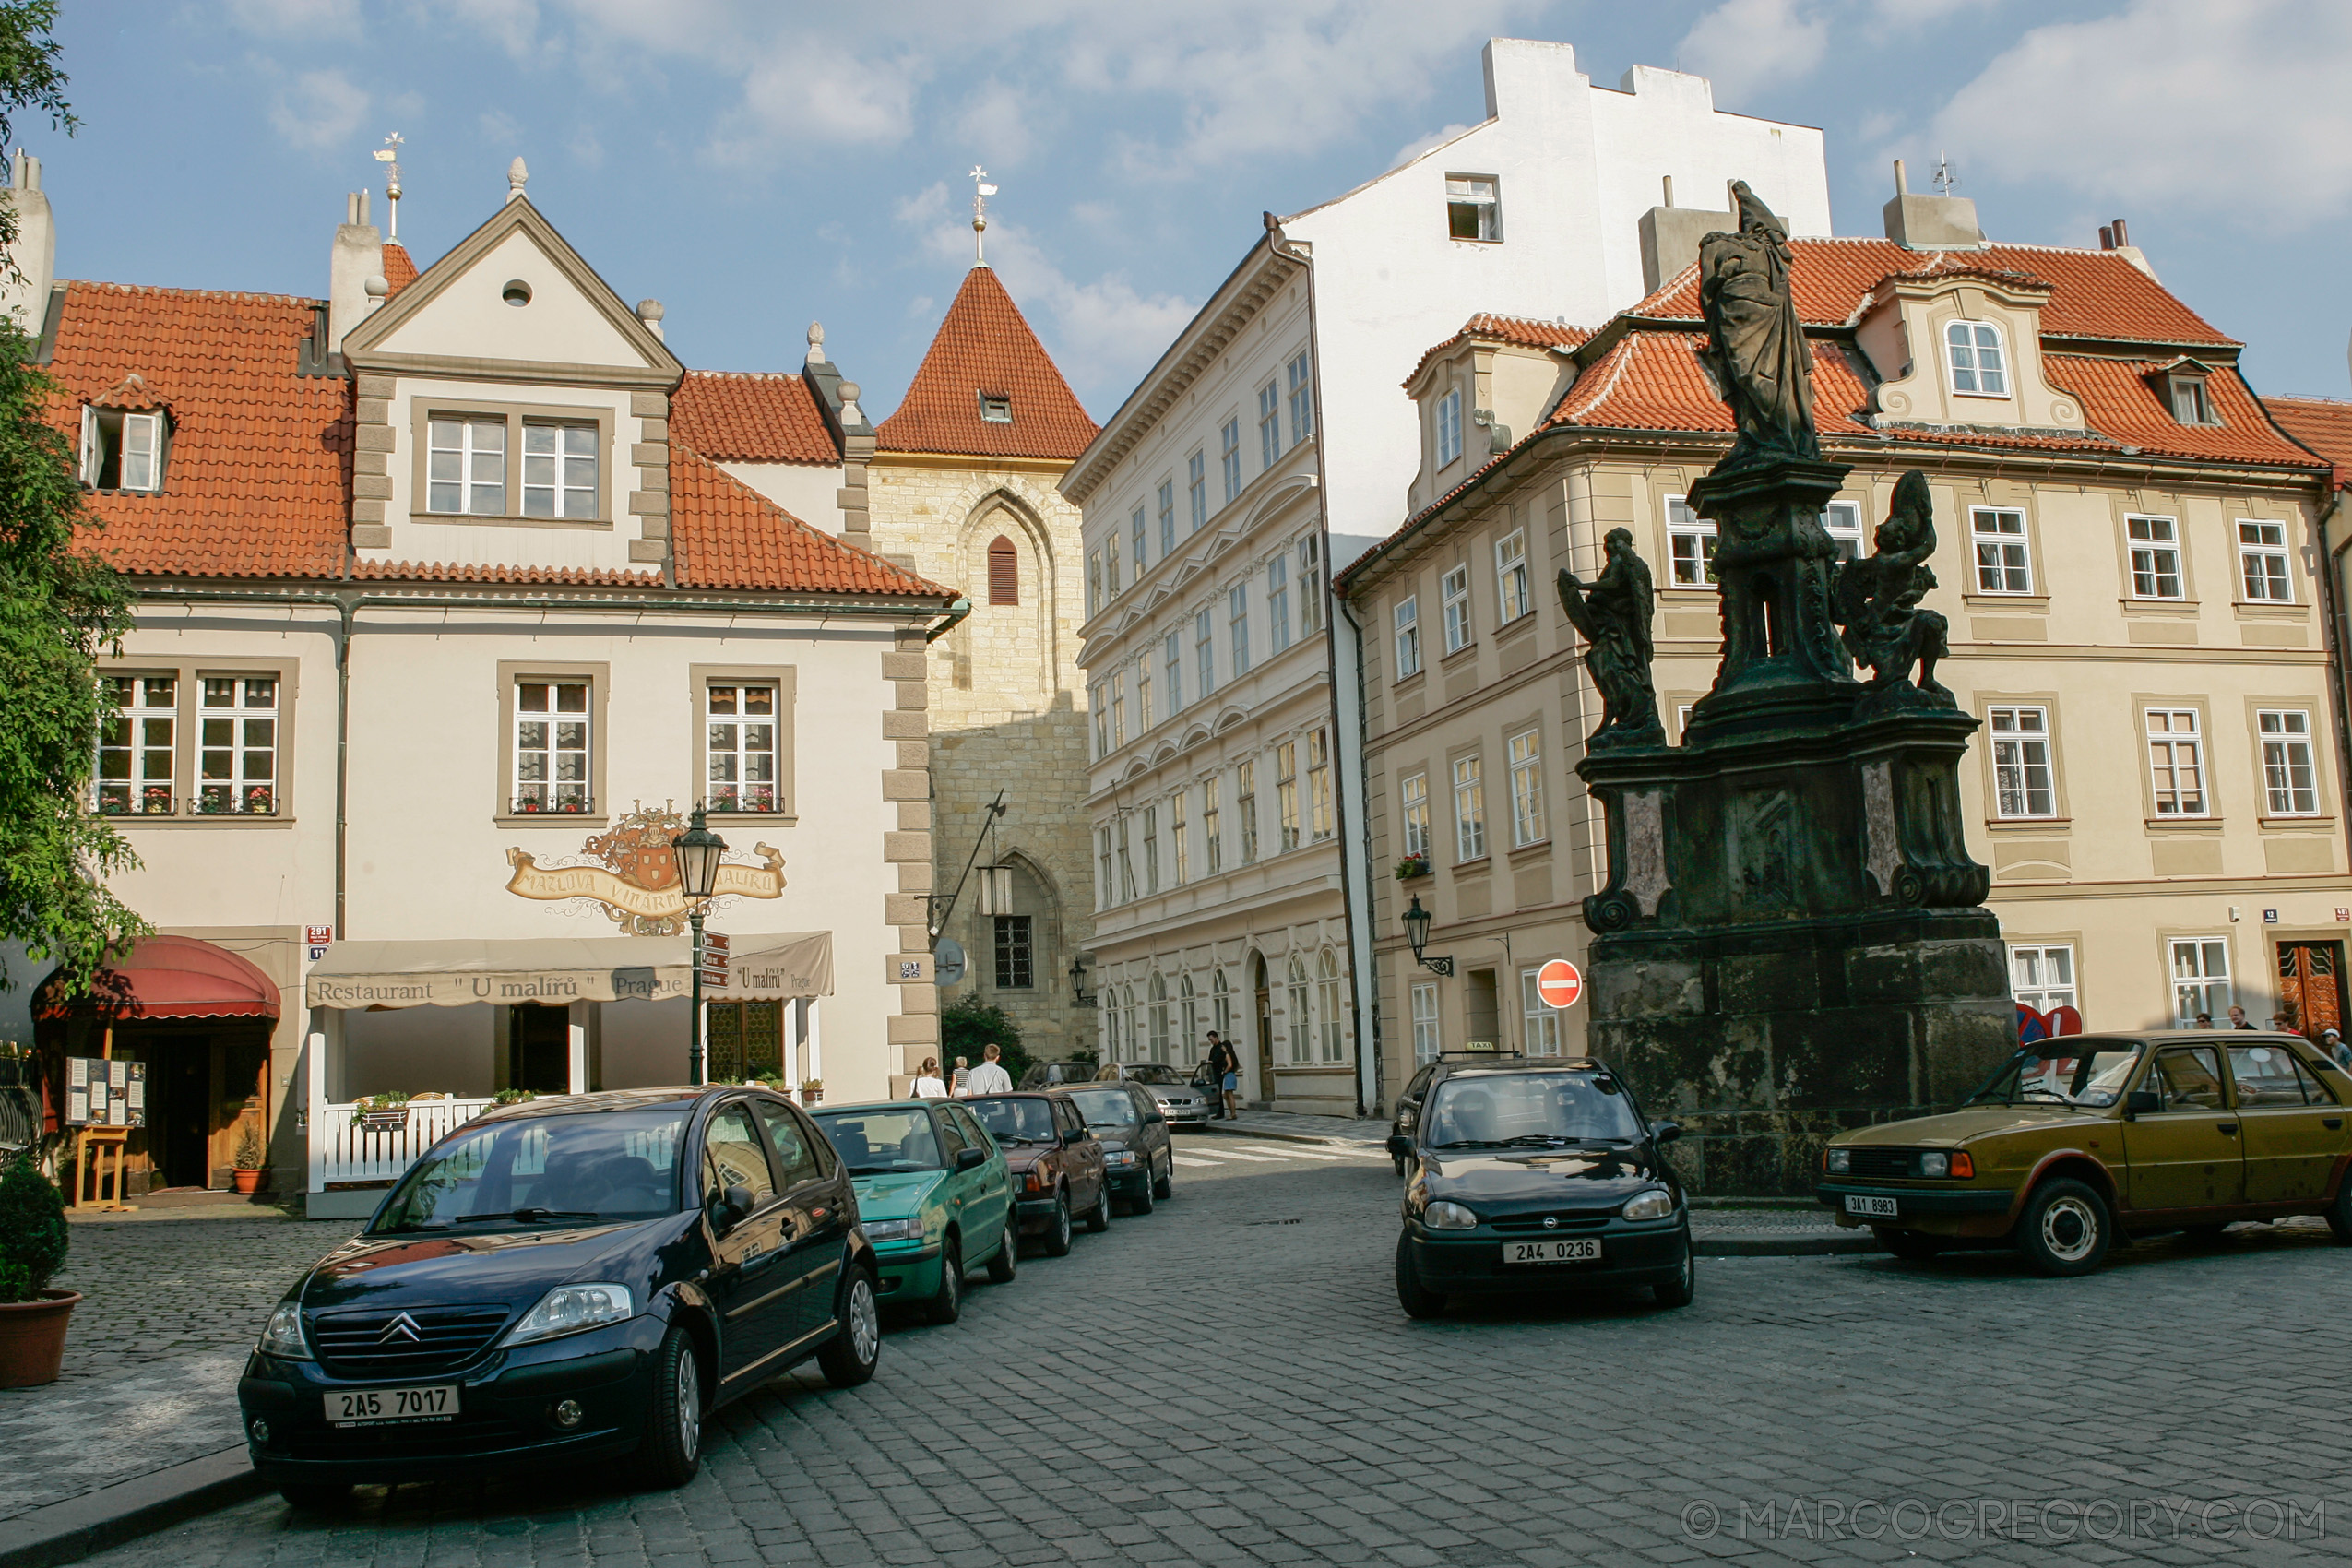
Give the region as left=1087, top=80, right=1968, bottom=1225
left=1098, top=1063, right=1212, bottom=1127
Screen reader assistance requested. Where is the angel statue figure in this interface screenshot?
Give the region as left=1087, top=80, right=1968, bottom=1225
left=1697, top=181, right=1819, bottom=469
left=1558, top=529, right=1664, bottom=747
left=1832, top=470, right=1954, bottom=709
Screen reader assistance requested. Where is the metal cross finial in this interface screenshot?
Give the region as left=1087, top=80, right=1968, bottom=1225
left=373, top=132, right=404, bottom=240
left=969, top=165, right=997, bottom=267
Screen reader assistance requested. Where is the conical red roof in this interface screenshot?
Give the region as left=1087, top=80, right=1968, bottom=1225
left=874, top=267, right=1098, bottom=460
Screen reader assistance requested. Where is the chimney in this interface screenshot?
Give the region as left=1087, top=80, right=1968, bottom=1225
left=1638, top=191, right=1735, bottom=295
left=2097, top=215, right=2157, bottom=280
left=0, top=148, right=54, bottom=334
left=328, top=188, right=381, bottom=352
left=1883, top=158, right=1981, bottom=249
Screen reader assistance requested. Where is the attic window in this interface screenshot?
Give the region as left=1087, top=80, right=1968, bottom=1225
left=80, top=406, right=168, bottom=493
left=2168, top=374, right=2218, bottom=426
left=501, top=279, right=532, bottom=307
left=979, top=393, right=1013, bottom=424
left=1445, top=175, right=1501, bottom=242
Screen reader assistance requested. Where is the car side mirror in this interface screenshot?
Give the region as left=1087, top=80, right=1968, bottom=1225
left=1385, top=1134, right=1414, bottom=1158
left=956, top=1146, right=988, bottom=1172
left=2124, top=1090, right=2162, bottom=1119
left=708, top=1182, right=753, bottom=1234
left=1652, top=1122, right=1682, bottom=1145
left=1062, top=1128, right=1084, bottom=1147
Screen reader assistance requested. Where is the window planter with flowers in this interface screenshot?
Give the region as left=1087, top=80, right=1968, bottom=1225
left=510, top=796, right=595, bottom=814
left=194, top=785, right=276, bottom=815
left=1394, top=853, right=1431, bottom=882
left=96, top=785, right=176, bottom=816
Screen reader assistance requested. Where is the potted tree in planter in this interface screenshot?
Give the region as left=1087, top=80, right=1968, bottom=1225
left=232, top=1123, right=267, bottom=1194
left=0, top=1148, right=76, bottom=1387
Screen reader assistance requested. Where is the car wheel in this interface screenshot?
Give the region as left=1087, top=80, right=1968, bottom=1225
left=2015, top=1177, right=2111, bottom=1277
left=1651, top=1233, right=1696, bottom=1308
left=816, top=1267, right=881, bottom=1387
left=987, top=1213, right=1018, bottom=1283
left=1152, top=1157, right=1173, bottom=1202
left=274, top=1482, right=350, bottom=1512
left=925, top=1234, right=964, bottom=1324
left=1873, top=1228, right=1946, bottom=1262
left=1393, top=1154, right=1408, bottom=1179
left=1084, top=1182, right=1112, bottom=1232
left=638, top=1324, right=704, bottom=1488
left=2329, top=1178, right=2352, bottom=1242
left=1043, top=1189, right=1075, bottom=1257
left=1394, top=1231, right=1446, bottom=1320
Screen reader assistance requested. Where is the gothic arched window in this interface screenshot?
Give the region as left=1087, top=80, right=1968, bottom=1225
left=987, top=535, right=1018, bottom=606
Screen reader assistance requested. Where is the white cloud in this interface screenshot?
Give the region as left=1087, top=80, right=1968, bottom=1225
left=267, top=68, right=369, bottom=151
left=1391, top=124, right=1476, bottom=172
left=1676, top=0, right=1831, bottom=107
left=956, top=78, right=1042, bottom=169
left=708, top=42, right=927, bottom=159
left=226, top=0, right=362, bottom=36
left=1926, top=0, right=2352, bottom=226
left=479, top=109, right=523, bottom=147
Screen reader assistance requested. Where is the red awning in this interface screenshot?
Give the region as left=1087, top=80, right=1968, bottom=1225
left=33, top=934, right=281, bottom=1021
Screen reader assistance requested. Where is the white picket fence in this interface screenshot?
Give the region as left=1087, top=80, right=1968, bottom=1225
left=307, top=1094, right=496, bottom=1193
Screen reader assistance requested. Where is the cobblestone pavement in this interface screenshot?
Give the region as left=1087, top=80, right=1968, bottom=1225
left=78, top=1146, right=2352, bottom=1568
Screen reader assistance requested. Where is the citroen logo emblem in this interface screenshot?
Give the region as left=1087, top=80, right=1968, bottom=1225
left=379, top=1312, right=423, bottom=1344
left=1543, top=1216, right=1560, bottom=1229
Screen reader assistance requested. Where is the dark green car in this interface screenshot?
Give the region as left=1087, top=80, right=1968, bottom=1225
left=809, top=1099, right=1016, bottom=1324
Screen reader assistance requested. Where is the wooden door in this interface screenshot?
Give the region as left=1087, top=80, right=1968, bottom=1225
left=2275, top=942, right=2346, bottom=1038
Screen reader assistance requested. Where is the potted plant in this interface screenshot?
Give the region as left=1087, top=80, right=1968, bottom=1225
left=232, top=1123, right=266, bottom=1194
left=351, top=1091, right=411, bottom=1130
left=491, top=1087, right=540, bottom=1106
left=0, top=1148, right=76, bottom=1388
left=800, top=1078, right=823, bottom=1104
left=1394, top=853, right=1431, bottom=881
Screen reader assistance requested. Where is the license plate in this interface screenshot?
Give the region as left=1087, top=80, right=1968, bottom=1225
left=1501, top=1237, right=1602, bottom=1265
left=324, top=1384, right=458, bottom=1427
left=1845, top=1194, right=1899, bottom=1218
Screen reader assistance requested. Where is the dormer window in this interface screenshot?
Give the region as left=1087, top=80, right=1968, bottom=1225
left=1445, top=175, right=1501, bottom=242
left=80, top=403, right=169, bottom=493
left=979, top=393, right=1012, bottom=423
left=2168, top=372, right=2218, bottom=426
left=1945, top=321, right=2008, bottom=396
left=1435, top=387, right=1463, bottom=468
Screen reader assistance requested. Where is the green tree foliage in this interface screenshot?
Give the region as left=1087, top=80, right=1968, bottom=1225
left=0, top=1146, right=67, bottom=1301
left=0, top=1, right=74, bottom=257
left=941, top=994, right=1033, bottom=1087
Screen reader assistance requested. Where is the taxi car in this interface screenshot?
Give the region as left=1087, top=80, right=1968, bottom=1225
left=807, top=1099, right=1016, bottom=1324
left=1818, top=1030, right=2352, bottom=1277
left=1387, top=1058, right=1693, bottom=1317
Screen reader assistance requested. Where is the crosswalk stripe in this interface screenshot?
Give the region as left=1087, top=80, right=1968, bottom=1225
left=1233, top=1145, right=1345, bottom=1161
left=1205, top=1149, right=1287, bottom=1162
left=1171, top=1156, right=1223, bottom=1168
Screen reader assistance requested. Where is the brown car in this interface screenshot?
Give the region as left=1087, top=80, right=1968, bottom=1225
left=962, top=1092, right=1111, bottom=1256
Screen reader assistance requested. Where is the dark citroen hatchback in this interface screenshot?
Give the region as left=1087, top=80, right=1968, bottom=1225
left=1390, top=1061, right=1694, bottom=1318
left=238, top=1087, right=880, bottom=1507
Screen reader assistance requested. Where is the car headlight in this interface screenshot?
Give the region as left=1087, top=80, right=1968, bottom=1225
left=1918, top=1152, right=1949, bottom=1178
left=1825, top=1147, right=1851, bottom=1174
left=862, top=1218, right=925, bottom=1241
left=1103, top=1150, right=1137, bottom=1167
left=1621, top=1189, right=1675, bottom=1222
left=503, top=1283, right=635, bottom=1348
left=1423, top=1200, right=1479, bottom=1229
left=257, top=1301, right=312, bottom=1360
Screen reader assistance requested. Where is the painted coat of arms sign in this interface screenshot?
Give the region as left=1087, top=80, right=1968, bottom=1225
left=505, top=803, right=784, bottom=935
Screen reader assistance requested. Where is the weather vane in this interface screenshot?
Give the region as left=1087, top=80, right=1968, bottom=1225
left=374, top=132, right=404, bottom=240
left=970, top=165, right=997, bottom=267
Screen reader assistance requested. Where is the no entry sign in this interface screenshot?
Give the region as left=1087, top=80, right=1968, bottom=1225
left=1536, top=958, right=1584, bottom=1009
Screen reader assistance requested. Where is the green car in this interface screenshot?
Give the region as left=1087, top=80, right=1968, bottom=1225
left=808, top=1099, right=1016, bottom=1324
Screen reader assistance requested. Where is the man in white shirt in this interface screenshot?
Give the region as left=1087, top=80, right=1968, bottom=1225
left=962, top=1042, right=1014, bottom=1096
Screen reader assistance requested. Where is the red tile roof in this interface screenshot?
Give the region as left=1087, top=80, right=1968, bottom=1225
left=671, top=371, right=839, bottom=465
left=670, top=445, right=952, bottom=598
left=381, top=244, right=418, bottom=297
left=2265, top=397, right=2352, bottom=479
left=874, top=267, right=1098, bottom=460
left=51, top=281, right=352, bottom=579
left=1403, top=313, right=1592, bottom=388
left=350, top=560, right=664, bottom=587
left=1635, top=238, right=2234, bottom=346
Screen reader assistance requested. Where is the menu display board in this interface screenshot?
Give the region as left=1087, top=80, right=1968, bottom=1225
left=65, top=1057, right=145, bottom=1128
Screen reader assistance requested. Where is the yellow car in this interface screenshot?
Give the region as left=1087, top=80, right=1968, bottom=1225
left=1817, top=1031, right=2352, bottom=1276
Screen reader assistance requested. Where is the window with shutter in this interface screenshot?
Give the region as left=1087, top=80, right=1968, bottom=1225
left=987, top=536, right=1018, bottom=606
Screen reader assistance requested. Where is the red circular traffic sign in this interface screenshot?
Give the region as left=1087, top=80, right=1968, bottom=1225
left=1536, top=958, right=1584, bottom=1009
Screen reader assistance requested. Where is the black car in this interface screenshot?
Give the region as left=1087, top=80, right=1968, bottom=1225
left=237, top=1087, right=881, bottom=1507
left=1060, top=1081, right=1176, bottom=1213
left=1389, top=1051, right=1529, bottom=1175
left=1388, top=1060, right=1694, bottom=1318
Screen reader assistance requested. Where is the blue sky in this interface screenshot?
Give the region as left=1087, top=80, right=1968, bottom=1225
left=37, top=0, right=2352, bottom=420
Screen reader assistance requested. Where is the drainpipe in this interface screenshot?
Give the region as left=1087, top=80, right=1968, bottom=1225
left=925, top=597, right=974, bottom=643
left=2319, top=488, right=2352, bottom=824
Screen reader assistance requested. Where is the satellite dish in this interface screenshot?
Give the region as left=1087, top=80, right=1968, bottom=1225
left=933, top=938, right=967, bottom=988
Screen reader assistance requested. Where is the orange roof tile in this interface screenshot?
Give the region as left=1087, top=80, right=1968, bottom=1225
left=874, top=267, right=1098, bottom=460
left=2265, top=397, right=2352, bottom=477
left=1635, top=238, right=2234, bottom=346
left=1403, top=313, right=1592, bottom=388
left=670, top=445, right=952, bottom=598
left=51, top=281, right=351, bottom=579
left=381, top=244, right=418, bottom=297
left=350, top=560, right=664, bottom=587
left=671, top=371, right=839, bottom=465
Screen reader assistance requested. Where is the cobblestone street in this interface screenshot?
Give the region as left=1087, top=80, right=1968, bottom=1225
left=55, top=1145, right=2352, bottom=1568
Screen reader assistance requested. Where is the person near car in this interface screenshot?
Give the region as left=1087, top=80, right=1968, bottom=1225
left=1205, top=1033, right=1241, bottom=1119
left=912, top=1058, right=947, bottom=1099
left=952, top=1056, right=970, bottom=1094
left=2228, top=1005, right=2255, bottom=1029
left=2195, top=1013, right=2214, bottom=1028
left=2270, top=1014, right=2296, bottom=1035
left=963, top=1044, right=1014, bottom=1096
left=2326, top=1028, right=2351, bottom=1068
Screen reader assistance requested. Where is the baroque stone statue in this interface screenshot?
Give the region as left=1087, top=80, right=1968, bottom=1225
left=1558, top=528, right=1664, bottom=747
left=1697, top=182, right=1820, bottom=469
left=1831, top=470, right=1954, bottom=709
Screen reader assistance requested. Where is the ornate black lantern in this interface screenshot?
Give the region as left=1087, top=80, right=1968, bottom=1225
left=1401, top=894, right=1453, bottom=977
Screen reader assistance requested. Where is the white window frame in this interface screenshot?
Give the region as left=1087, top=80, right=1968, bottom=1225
left=1203, top=775, right=1222, bottom=875
left=2170, top=375, right=2215, bottom=426
left=1195, top=606, right=1216, bottom=696
left=1435, top=387, right=1463, bottom=469
left=194, top=675, right=279, bottom=816
left=1521, top=968, right=1561, bottom=1057
left=1441, top=565, right=1471, bottom=654
left=2170, top=937, right=2231, bottom=1028
left=1220, top=418, right=1241, bottom=505
left=1411, top=981, right=1442, bottom=1065
left=1142, top=804, right=1159, bottom=897
left=1316, top=950, right=1346, bottom=1063
left=1820, top=501, right=1863, bottom=561
left=2237, top=520, right=2292, bottom=602
left=1188, top=450, right=1207, bottom=532
left=703, top=681, right=780, bottom=814
left=81, top=408, right=167, bottom=493
left=1158, top=481, right=1176, bottom=557
left=96, top=673, right=177, bottom=814
left=1298, top=536, right=1324, bottom=636
left=1110, top=669, right=1126, bottom=749
left=1171, top=791, right=1189, bottom=885
left=1136, top=657, right=1153, bottom=733
left=1090, top=683, right=1108, bottom=759
left=1400, top=771, right=1431, bottom=859
left=1116, top=816, right=1136, bottom=903
left=1267, top=553, right=1291, bottom=654
left=1258, top=381, right=1281, bottom=468
left=1237, top=760, right=1259, bottom=863
left=1098, top=828, right=1113, bottom=909
left=1945, top=319, right=2009, bottom=397
left=1132, top=506, right=1148, bottom=579
left=1275, top=740, right=1300, bottom=852
left=2146, top=707, right=2207, bottom=817
left=2126, top=515, right=2184, bottom=600
left=1453, top=754, right=1486, bottom=861
left=1087, top=549, right=1103, bottom=616
left=2259, top=709, right=2321, bottom=817
left=1229, top=584, right=1251, bottom=676
left=1308, top=728, right=1333, bottom=841
left=512, top=678, right=592, bottom=814
left=1495, top=529, right=1529, bottom=623
left=1971, top=507, right=2033, bottom=595
left=1164, top=631, right=1183, bottom=714
left=1988, top=706, right=2056, bottom=820
left=1394, top=594, right=1421, bottom=678
left=1287, top=956, right=1312, bottom=1065
left=2009, top=944, right=2076, bottom=1014
left=1106, top=532, right=1123, bottom=596
left=1444, top=173, right=1501, bottom=242
left=1288, top=351, right=1314, bottom=445
left=428, top=415, right=506, bottom=516
left=521, top=420, right=599, bottom=520
left=1666, top=496, right=1716, bottom=587
left=1507, top=726, right=1546, bottom=847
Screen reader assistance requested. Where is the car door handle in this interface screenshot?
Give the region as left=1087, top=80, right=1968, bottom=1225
left=2324, top=1118, right=2344, bottom=1130
left=2216, top=1123, right=2238, bottom=1135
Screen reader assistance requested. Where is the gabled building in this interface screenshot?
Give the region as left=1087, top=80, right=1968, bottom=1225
left=21, top=160, right=958, bottom=1211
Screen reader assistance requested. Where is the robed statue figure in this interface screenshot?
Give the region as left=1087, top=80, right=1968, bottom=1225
left=1697, top=182, right=1819, bottom=469
left=1558, top=528, right=1664, bottom=747
left=1831, top=469, right=1954, bottom=710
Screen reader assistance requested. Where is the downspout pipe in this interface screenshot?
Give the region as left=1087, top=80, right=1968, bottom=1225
left=925, top=596, right=974, bottom=643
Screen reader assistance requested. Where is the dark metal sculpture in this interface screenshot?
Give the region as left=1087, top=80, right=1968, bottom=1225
left=1831, top=470, right=1954, bottom=709
left=1696, top=182, right=1819, bottom=469
left=1557, top=528, right=1664, bottom=747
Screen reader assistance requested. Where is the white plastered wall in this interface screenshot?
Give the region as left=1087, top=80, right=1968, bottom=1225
left=718, top=460, right=846, bottom=535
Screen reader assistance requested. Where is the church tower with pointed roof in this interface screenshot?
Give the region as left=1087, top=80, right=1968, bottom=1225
left=869, top=263, right=1099, bottom=1069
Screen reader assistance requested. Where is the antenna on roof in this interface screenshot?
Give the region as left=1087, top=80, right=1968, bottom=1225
left=969, top=165, right=997, bottom=267
left=373, top=132, right=404, bottom=241
left=1931, top=149, right=1958, bottom=197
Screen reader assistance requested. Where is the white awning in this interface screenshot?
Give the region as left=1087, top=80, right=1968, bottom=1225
left=305, top=932, right=834, bottom=1009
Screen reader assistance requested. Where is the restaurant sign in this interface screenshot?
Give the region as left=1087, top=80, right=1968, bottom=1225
left=505, top=804, right=784, bottom=935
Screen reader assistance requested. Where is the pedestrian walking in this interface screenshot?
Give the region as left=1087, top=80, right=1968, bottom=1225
left=952, top=1056, right=970, bottom=1094
left=1205, top=1032, right=1241, bottom=1120
left=2325, top=1028, right=2350, bottom=1069
left=912, top=1057, right=947, bottom=1099
left=963, top=1043, right=1014, bottom=1096
left=2228, top=1005, right=2256, bottom=1030
left=2195, top=1013, right=2213, bottom=1028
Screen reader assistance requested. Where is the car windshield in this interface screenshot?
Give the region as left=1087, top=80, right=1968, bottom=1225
left=370, top=1111, right=686, bottom=1232
left=1066, top=1087, right=1139, bottom=1129
left=1423, top=1072, right=1644, bottom=1147
left=811, top=1108, right=941, bottom=1174
left=1123, top=1065, right=1189, bottom=1086
left=1966, top=1042, right=2144, bottom=1107
left=967, top=1098, right=1058, bottom=1145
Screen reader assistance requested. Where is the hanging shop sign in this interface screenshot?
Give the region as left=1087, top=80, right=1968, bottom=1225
left=505, top=804, right=785, bottom=935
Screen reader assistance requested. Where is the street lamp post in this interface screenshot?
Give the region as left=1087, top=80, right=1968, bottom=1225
left=671, top=805, right=728, bottom=1087
left=1401, top=894, right=1455, bottom=977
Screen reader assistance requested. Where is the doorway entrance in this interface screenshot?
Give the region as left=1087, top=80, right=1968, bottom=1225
left=109, top=1024, right=269, bottom=1191
left=507, top=1004, right=571, bottom=1094
left=1252, top=953, right=1272, bottom=1103
left=2275, top=941, right=2346, bottom=1038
